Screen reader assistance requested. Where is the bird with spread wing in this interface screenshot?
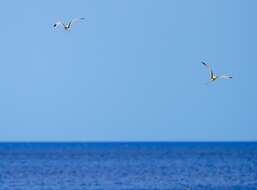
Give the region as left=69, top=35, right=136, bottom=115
left=202, top=62, right=232, bottom=83
left=53, top=18, right=85, bottom=31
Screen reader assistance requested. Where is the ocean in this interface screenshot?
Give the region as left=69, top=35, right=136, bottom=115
left=0, top=142, right=256, bottom=190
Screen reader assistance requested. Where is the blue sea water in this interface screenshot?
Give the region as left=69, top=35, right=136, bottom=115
left=0, top=143, right=257, bottom=190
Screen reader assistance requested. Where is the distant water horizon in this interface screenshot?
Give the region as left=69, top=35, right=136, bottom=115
left=1, top=142, right=257, bottom=190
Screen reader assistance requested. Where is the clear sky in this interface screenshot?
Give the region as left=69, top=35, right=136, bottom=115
left=0, top=0, right=256, bottom=141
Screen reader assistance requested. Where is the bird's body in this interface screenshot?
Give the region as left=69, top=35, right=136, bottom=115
left=202, top=62, right=232, bottom=83
left=53, top=18, right=85, bottom=31
left=64, top=25, right=70, bottom=31
left=211, top=74, right=217, bottom=81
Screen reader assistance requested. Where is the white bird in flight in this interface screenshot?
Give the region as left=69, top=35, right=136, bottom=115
left=53, top=18, right=85, bottom=31
left=202, top=62, right=232, bottom=83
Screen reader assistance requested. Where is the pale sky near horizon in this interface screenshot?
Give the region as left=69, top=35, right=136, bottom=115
left=0, top=0, right=256, bottom=141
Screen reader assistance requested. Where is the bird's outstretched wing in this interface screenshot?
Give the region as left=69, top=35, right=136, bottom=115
left=53, top=21, right=65, bottom=28
left=219, top=75, right=232, bottom=79
left=202, top=61, right=214, bottom=78
left=68, top=17, right=85, bottom=28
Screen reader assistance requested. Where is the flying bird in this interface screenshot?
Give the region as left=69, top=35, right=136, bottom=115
left=202, top=62, right=232, bottom=83
left=53, top=18, right=85, bottom=31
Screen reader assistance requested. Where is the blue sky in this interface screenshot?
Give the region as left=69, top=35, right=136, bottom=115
left=0, top=0, right=256, bottom=141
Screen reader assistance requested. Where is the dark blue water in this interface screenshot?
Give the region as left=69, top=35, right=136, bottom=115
left=0, top=142, right=257, bottom=190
